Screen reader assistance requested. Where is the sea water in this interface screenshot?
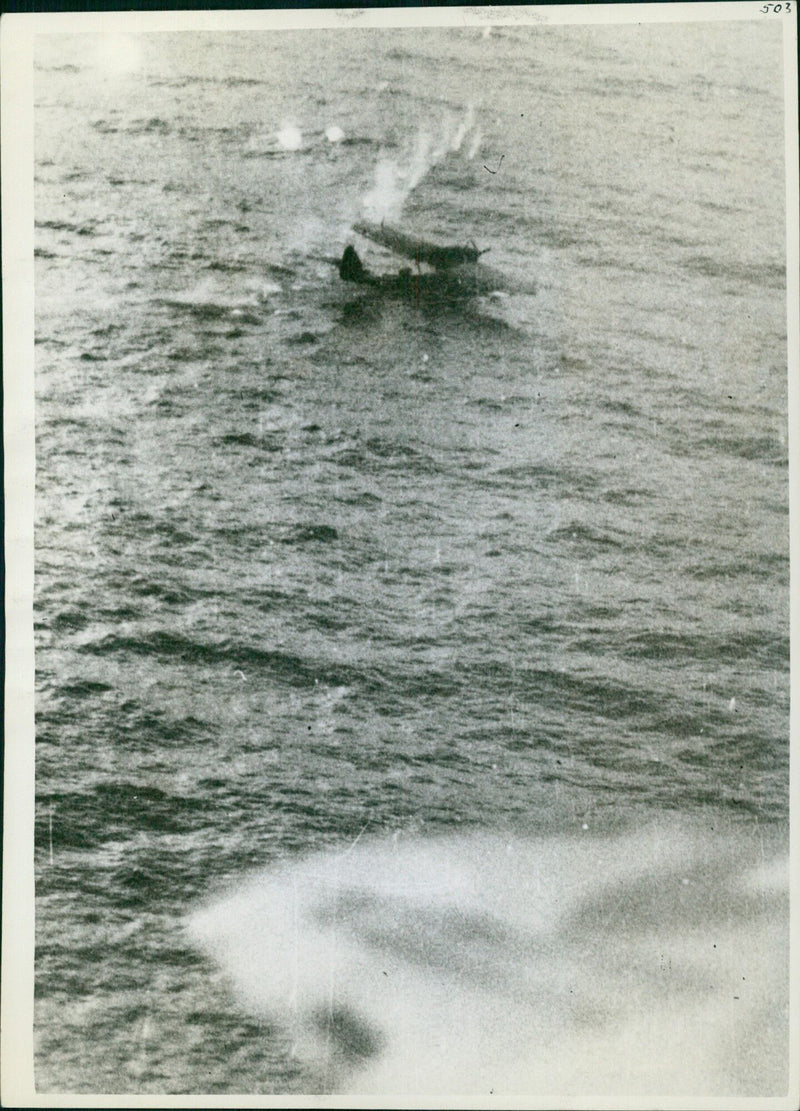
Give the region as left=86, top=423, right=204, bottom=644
left=33, top=21, right=789, bottom=1095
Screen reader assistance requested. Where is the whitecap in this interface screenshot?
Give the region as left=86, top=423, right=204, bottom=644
left=276, top=124, right=303, bottom=151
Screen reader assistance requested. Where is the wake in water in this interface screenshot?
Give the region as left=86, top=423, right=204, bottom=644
left=186, top=817, right=788, bottom=1097
left=361, top=106, right=482, bottom=224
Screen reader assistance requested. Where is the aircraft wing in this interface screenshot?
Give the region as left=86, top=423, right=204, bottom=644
left=353, top=220, right=486, bottom=269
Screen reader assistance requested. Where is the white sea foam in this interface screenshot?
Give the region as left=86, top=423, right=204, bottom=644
left=186, top=818, right=788, bottom=1097
left=276, top=123, right=303, bottom=151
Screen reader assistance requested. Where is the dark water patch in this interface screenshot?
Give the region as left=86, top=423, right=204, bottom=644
left=516, top=616, right=571, bottom=641
left=121, top=518, right=197, bottom=548
left=341, top=136, right=378, bottom=148
left=159, top=298, right=262, bottom=326
left=281, top=523, right=339, bottom=544
left=35, top=247, right=58, bottom=259
left=300, top=609, right=350, bottom=633
left=694, top=432, right=786, bottom=465
left=662, top=231, right=704, bottom=250
left=184, top=1010, right=276, bottom=1041
left=674, top=745, right=712, bottom=768
left=375, top=669, right=462, bottom=706
left=36, top=783, right=210, bottom=851
left=51, top=608, right=91, bottom=632
left=502, top=734, right=548, bottom=754
left=599, top=398, right=640, bottom=418
left=108, top=175, right=151, bottom=187
left=128, top=117, right=171, bottom=135
left=225, top=385, right=283, bottom=408
left=332, top=439, right=439, bottom=476
left=243, top=147, right=316, bottom=160
left=331, top=448, right=368, bottom=468
left=648, top=706, right=741, bottom=739
left=466, top=397, right=504, bottom=412
left=285, top=331, right=319, bottom=346
left=79, top=631, right=382, bottom=692
left=683, top=254, right=785, bottom=290
left=223, top=76, right=267, bottom=87
left=495, top=463, right=599, bottom=493
left=724, top=596, right=776, bottom=619
left=113, top=862, right=190, bottom=907
left=366, top=437, right=425, bottom=460
left=687, top=551, right=788, bottom=584
left=114, top=705, right=214, bottom=747
left=602, top=488, right=648, bottom=506
left=195, top=778, right=230, bottom=792
left=532, top=225, right=582, bottom=250
left=579, top=252, right=651, bottom=277
left=38, top=219, right=98, bottom=237
left=411, top=742, right=477, bottom=767
left=166, top=347, right=199, bottom=364
left=626, top=325, right=699, bottom=352
left=558, top=353, right=592, bottom=373
left=547, top=522, right=624, bottom=550
left=461, top=659, right=670, bottom=724
left=152, top=75, right=268, bottom=90
left=583, top=74, right=677, bottom=99
left=91, top=322, right=123, bottom=338
left=334, top=491, right=382, bottom=508
left=581, top=602, right=625, bottom=622
left=214, top=431, right=283, bottom=452
left=205, top=260, right=248, bottom=274
left=159, top=298, right=231, bottom=318
left=58, top=680, right=114, bottom=696
left=264, top=261, right=295, bottom=278
left=697, top=198, right=741, bottom=215
left=691, top=790, right=764, bottom=817
left=116, top=576, right=199, bottom=606
left=35, top=333, right=72, bottom=349
left=623, top=629, right=788, bottom=666
left=251, top=586, right=295, bottom=610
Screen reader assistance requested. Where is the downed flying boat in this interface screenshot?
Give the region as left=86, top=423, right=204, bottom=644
left=333, top=220, right=534, bottom=300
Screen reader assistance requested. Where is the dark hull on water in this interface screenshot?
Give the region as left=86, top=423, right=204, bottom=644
left=352, top=219, right=488, bottom=268
left=337, top=244, right=505, bottom=302
left=335, top=216, right=536, bottom=300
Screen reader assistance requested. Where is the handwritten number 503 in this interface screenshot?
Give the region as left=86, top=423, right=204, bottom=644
left=760, top=2, right=790, bottom=11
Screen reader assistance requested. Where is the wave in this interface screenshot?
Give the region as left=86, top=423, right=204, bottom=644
left=78, top=631, right=382, bottom=693
left=683, top=254, right=785, bottom=290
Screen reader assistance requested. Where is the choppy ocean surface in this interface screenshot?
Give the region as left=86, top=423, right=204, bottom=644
left=33, top=22, right=789, bottom=1096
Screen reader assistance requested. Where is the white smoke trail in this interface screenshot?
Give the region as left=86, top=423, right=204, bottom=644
left=450, top=103, right=475, bottom=153
left=466, top=126, right=483, bottom=162
left=361, top=106, right=482, bottom=224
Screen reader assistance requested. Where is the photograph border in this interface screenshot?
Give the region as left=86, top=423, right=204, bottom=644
left=3, top=4, right=798, bottom=1107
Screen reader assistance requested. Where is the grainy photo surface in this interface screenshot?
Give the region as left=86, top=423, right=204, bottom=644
left=9, top=5, right=796, bottom=1103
